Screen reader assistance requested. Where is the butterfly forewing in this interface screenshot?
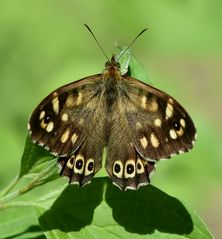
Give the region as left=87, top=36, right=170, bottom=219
left=29, top=75, right=103, bottom=156
left=121, top=77, right=196, bottom=160
left=29, top=55, right=196, bottom=190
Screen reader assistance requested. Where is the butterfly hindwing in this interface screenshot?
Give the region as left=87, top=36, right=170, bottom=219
left=58, top=136, right=104, bottom=186
left=106, top=130, right=156, bottom=190
left=105, top=87, right=156, bottom=190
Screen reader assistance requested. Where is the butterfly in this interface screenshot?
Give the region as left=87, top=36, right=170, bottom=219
left=28, top=26, right=196, bottom=190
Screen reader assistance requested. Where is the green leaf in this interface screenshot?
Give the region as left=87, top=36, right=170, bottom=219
left=16, top=135, right=60, bottom=190
left=129, top=54, right=153, bottom=85
left=34, top=178, right=212, bottom=239
left=116, top=47, right=152, bottom=84
left=19, top=135, right=54, bottom=178
left=116, top=47, right=131, bottom=75
left=0, top=206, right=44, bottom=239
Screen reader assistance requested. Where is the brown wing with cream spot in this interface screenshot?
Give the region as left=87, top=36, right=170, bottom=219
left=106, top=76, right=196, bottom=190
left=58, top=127, right=105, bottom=186
left=29, top=74, right=108, bottom=186
left=29, top=74, right=103, bottom=157
left=105, top=92, right=156, bottom=190
left=57, top=84, right=107, bottom=186
left=121, top=76, right=196, bottom=161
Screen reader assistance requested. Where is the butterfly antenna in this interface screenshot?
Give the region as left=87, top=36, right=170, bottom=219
left=116, top=28, right=148, bottom=62
left=84, top=24, right=110, bottom=62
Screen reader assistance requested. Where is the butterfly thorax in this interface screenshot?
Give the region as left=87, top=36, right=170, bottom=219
left=102, top=56, right=123, bottom=113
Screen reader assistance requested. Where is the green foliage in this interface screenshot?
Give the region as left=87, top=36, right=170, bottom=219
left=117, top=47, right=152, bottom=85
left=19, top=136, right=59, bottom=185
left=36, top=179, right=212, bottom=239
left=0, top=52, right=213, bottom=239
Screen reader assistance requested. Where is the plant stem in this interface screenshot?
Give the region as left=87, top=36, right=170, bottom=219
left=0, top=178, right=37, bottom=205
left=0, top=161, right=58, bottom=206
left=0, top=200, right=40, bottom=210
left=0, top=175, right=20, bottom=197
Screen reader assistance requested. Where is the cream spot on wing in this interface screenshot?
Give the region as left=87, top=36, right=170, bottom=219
left=176, top=127, right=184, bottom=136
left=74, top=154, right=84, bottom=174
left=140, top=136, right=148, bottom=149
left=27, top=122, right=31, bottom=131
left=141, top=96, right=147, bottom=109
left=180, top=118, right=186, bottom=128
left=52, top=97, right=59, bottom=114
left=45, top=121, right=54, bottom=132
left=169, top=129, right=177, bottom=139
left=113, top=160, right=123, bottom=178
left=66, top=94, right=75, bottom=107
left=149, top=98, right=159, bottom=112
left=124, top=159, right=136, bottom=178
left=52, top=91, right=58, bottom=97
left=61, top=113, right=69, bottom=122
left=154, top=118, right=162, bottom=127
left=165, top=103, right=173, bottom=119
left=61, top=128, right=70, bottom=143
left=40, top=120, right=47, bottom=129
left=71, top=133, right=78, bottom=144
left=150, top=133, right=160, bottom=148
left=39, top=111, right=45, bottom=120
left=76, top=92, right=83, bottom=105
left=168, top=98, right=174, bottom=104
left=136, top=158, right=145, bottom=174
left=85, top=158, right=94, bottom=176
left=66, top=156, right=74, bottom=169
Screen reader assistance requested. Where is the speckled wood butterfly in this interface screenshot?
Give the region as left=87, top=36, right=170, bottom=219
left=28, top=26, right=196, bottom=190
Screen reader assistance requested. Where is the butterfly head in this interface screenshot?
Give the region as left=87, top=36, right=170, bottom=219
left=103, top=55, right=122, bottom=79
left=105, top=55, right=120, bottom=70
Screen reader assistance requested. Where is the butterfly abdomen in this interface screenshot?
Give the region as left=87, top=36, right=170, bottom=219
left=104, top=76, right=119, bottom=112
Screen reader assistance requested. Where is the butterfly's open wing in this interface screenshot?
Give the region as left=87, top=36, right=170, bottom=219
left=29, top=75, right=106, bottom=186
left=106, top=76, right=196, bottom=190
left=123, top=77, right=196, bottom=160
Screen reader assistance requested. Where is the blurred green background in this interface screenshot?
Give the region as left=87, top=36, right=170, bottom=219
left=0, top=0, right=221, bottom=237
